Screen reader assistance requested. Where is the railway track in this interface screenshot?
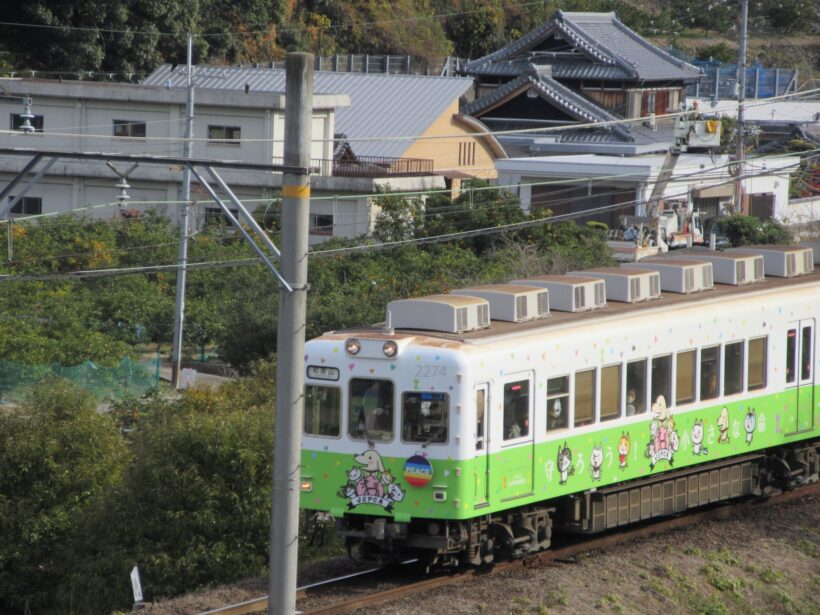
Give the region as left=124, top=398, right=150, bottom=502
left=200, top=483, right=819, bottom=615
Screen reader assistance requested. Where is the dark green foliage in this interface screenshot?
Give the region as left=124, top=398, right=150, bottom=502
left=717, top=214, right=793, bottom=246
left=0, top=380, right=128, bottom=613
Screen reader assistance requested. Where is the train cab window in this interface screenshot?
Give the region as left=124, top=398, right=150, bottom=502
left=546, top=376, right=569, bottom=431
left=651, top=355, right=672, bottom=407
left=626, top=360, right=646, bottom=416
left=747, top=337, right=767, bottom=391
left=600, top=364, right=621, bottom=422
left=349, top=378, right=394, bottom=442
left=724, top=341, right=744, bottom=396
left=801, top=326, right=813, bottom=381
left=503, top=380, right=530, bottom=440
left=676, top=350, right=696, bottom=406
left=786, top=329, right=797, bottom=384
left=700, top=346, right=720, bottom=400
left=304, top=385, right=341, bottom=437
left=574, top=369, right=596, bottom=427
left=402, top=392, right=448, bottom=444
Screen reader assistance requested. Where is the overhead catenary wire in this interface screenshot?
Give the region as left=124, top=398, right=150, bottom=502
left=0, top=161, right=797, bottom=284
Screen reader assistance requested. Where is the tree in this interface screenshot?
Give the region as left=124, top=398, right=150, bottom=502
left=718, top=214, right=793, bottom=246
left=0, top=380, right=128, bottom=613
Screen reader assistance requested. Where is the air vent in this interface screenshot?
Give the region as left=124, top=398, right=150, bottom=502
left=511, top=275, right=605, bottom=312
left=568, top=268, right=661, bottom=303
left=451, top=284, right=550, bottom=323
left=624, top=258, right=714, bottom=294
left=387, top=294, right=491, bottom=333
left=677, top=251, right=764, bottom=285
left=726, top=245, right=814, bottom=278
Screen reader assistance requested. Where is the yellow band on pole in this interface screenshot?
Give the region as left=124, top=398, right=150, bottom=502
left=282, top=184, right=310, bottom=198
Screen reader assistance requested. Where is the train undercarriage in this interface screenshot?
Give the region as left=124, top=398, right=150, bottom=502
left=334, top=440, right=819, bottom=567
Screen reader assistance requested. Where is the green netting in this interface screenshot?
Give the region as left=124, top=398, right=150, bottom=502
left=0, top=356, right=161, bottom=403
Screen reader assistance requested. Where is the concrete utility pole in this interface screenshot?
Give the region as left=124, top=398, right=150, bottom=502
left=735, top=0, right=749, bottom=214
left=171, top=34, right=195, bottom=388
left=268, top=53, right=313, bottom=615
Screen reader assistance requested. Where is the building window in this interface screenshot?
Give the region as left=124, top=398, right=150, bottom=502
left=546, top=375, right=569, bottom=432
left=10, top=113, right=44, bottom=132
left=503, top=379, right=530, bottom=440
left=600, top=364, right=621, bottom=421
left=747, top=337, right=767, bottom=391
left=724, top=341, right=744, bottom=396
left=8, top=196, right=42, bottom=215
left=309, top=213, right=334, bottom=235
left=574, top=369, right=595, bottom=427
left=207, top=125, right=241, bottom=144
left=676, top=350, right=696, bottom=406
left=113, top=119, right=147, bottom=138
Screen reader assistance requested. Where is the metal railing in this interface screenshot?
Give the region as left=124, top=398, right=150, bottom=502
left=273, top=156, right=434, bottom=178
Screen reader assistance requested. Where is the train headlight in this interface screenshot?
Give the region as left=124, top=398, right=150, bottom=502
left=345, top=338, right=361, bottom=355
left=383, top=341, right=398, bottom=358
left=300, top=480, right=313, bottom=492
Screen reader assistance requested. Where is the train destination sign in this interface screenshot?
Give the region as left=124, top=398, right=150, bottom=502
left=306, top=365, right=340, bottom=381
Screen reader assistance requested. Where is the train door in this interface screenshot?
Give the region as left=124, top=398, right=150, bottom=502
left=499, top=373, right=535, bottom=500
left=786, top=319, right=815, bottom=434
left=473, top=383, right=490, bottom=507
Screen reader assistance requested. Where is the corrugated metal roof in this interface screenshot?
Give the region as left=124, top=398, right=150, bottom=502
left=144, top=65, right=473, bottom=159
left=465, top=11, right=700, bottom=82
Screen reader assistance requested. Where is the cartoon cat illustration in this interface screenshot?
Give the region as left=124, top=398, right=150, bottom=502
left=590, top=444, right=604, bottom=481
left=744, top=408, right=756, bottom=445
left=617, top=432, right=630, bottom=469
left=557, top=443, right=575, bottom=485
left=692, top=419, right=708, bottom=455
left=717, top=407, right=730, bottom=444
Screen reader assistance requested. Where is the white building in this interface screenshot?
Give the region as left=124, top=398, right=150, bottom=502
left=496, top=153, right=800, bottom=224
left=0, top=77, right=446, bottom=243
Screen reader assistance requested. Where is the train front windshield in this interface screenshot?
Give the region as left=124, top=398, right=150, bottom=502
left=348, top=378, right=395, bottom=442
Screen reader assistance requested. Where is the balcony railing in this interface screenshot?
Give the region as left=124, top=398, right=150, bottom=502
left=273, top=156, right=434, bottom=178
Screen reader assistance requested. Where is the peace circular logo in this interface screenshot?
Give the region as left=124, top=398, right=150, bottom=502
left=403, top=455, right=433, bottom=487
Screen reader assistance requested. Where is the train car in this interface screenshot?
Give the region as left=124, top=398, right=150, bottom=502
left=299, top=249, right=819, bottom=566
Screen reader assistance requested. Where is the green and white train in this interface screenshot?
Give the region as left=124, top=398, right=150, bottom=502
left=299, top=246, right=820, bottom=566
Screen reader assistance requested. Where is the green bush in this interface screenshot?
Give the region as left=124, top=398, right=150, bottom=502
left=718, top=214, right=793, bottom=246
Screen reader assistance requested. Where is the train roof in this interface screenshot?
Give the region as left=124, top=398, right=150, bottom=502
left=319, top=268, right=820, bottom=345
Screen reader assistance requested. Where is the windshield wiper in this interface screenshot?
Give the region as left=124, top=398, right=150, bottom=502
left=421, top=425, right=446, bottom=448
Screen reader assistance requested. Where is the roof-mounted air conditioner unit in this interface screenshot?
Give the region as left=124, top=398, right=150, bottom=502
left=623, top=258, right=714, bottom=294
left=727, top=245, right=814, bottom=278
left=568, top=267, right=661, bottom=303
left=451, top=284, right=549, bottom=323
left=510, top=275, right=606, bottom=312
left=677, top=251, right=764, bottom=285
left=387, top=294, right=490, bottom=334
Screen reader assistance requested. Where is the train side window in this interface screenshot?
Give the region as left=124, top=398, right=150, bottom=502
left=786, top=329, right=797, bottom=383
left=574, top=369, right=596, bottom=427
left=600, top=364, right=621, bottom=422
left=504, top=379, right=530, bottom=440
left=304, top=385, right=341, bottom=437
left=651, top=355, right=672, bottom=407
left=626, top=359, right=646, bottom=416
left=676, top=350, right=696, bottom=406
left=747, top=337, right=767, bottom=391
left=401, top=392, right=448, bottom=444
left=349, top=378, right=394, bottom=442
left=546, top=376, right=569, bottom=432
left=700, top=345, right=720, bottom=400
left=801, top=325, right=813, bottom=381
left=724, top=341, right=744, bottom=396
